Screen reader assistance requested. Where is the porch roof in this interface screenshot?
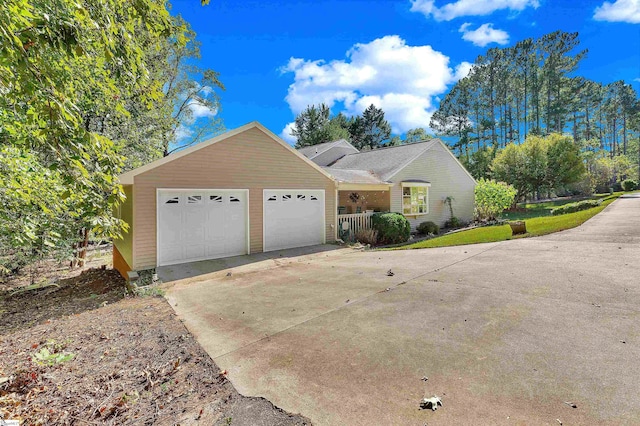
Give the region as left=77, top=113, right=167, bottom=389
left=323, top=168, right=392, bottom=191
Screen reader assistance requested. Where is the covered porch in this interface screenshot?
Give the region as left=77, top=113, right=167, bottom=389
left=336, top=182, right=391, bottom=237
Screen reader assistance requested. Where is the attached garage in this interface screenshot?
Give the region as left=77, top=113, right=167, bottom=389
left=263, top=190, right=325, bottom=252
left=157, top=189, right=249, bottom=266
left=113, top=122, right=337, bottom=278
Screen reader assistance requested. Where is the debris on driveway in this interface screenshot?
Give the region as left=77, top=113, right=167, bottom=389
left=387, top=269, right=395, bottom=276
left=421, top=376, right=428, bottom=381
left=564, top=401, right=577, bottom=408
left=420, top=396, right=443, bottom=411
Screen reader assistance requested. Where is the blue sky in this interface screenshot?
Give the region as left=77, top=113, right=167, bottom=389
left=170, top=0, right=640, bottom=145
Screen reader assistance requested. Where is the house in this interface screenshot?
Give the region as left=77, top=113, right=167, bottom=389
left=316, top=138, right=476, bottom=231
left=112, top=121, right=475, bottom=279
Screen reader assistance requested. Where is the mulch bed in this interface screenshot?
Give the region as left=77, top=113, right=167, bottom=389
left=0, top=268, right=310, bottom=425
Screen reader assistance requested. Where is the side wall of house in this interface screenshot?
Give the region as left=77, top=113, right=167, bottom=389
left=311, top=142, right=360, bottom=167
left=390, top=142, right=476, bottom=229
left=132, top=127, right=336, bottom=270
left=112, top=184, right=134, bottom=278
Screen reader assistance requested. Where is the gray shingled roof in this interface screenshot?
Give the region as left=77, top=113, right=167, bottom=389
left=322, top=168, right=386, bottom=184
left=328, top=139, right=439, bottom=181
left=297, top=139, right=347, bottom=159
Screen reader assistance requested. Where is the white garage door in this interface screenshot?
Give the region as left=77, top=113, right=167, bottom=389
left=263, top=190, right=325, bottom=252
left=157, top=189, right=248, bottom=266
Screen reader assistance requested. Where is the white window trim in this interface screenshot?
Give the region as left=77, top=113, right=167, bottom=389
left=401, top=183, right=430, bottom=216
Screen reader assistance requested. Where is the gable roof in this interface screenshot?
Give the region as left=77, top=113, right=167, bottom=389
left=328, top=139, right=440, bottom=181
left=297, top=139, right=356, bottom=160
left=118, top=121, right=336, bottom=185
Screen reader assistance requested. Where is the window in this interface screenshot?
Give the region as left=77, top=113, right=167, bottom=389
left=297, top=194, right=306, bottom=201
left=210, top=195, right=223, bottom=202
left=282, top=194, right=292, bottom=201
left=187, top=195, right=202, bottom=204
left=267, top=195, right=277, bottom=201
left=230, top=196, right=240, bottom=203
left=310, top=195, right=318, bottom=201
left=166, top=197, right=179, bottom=204
left=402, top=186, right=428, bottom=215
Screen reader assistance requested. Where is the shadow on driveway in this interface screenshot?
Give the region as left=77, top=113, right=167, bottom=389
left=157, top=244, right=344, bottom=283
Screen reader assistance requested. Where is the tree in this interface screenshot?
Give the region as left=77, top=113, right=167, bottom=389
left=545, top=134, right=586, bottom=190
left=291, top=104, right=331, bottom=148
left=491, top=143, right=529, bottom=200
left=158, top=16, right=225, bottom=157
left=358, top=104, right=392, bottom=150
left=405, top=128, right=433, bottom=143
left=0, top=0, right=191, bottom=269
left=474, top=179, right=517, bottom=221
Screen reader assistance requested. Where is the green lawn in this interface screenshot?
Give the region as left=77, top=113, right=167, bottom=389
left=502, top=192, right=623, bottom=221
left=393, top=194, right=621, bottom=250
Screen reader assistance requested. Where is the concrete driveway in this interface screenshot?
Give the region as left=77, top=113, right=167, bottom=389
left=165, top=194, right=640, bottom=425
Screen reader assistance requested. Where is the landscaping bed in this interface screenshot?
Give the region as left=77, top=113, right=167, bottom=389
left=0, top=263, right=310, bottom=425
left=394, top=194, right=622, bottom=250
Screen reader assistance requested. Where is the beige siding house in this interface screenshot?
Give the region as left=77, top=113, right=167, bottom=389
left=114, top=122, right=336, bottom=278
left=324, top=139, right=476, bottom=230
left=113, top=121, right=475, bottom=279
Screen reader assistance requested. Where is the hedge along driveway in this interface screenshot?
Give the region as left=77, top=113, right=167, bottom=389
left=394, top=194, right=621, bottom=250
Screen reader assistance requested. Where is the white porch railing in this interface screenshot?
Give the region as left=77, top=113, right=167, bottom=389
left=338, top=212, right=374, bottom=236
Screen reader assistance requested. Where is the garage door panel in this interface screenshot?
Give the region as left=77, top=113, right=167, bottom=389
left=157, top=189, right=248, bottom=266
left=264, top=190, right=324, bottom=252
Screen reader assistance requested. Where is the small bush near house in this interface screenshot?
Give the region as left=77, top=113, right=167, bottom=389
left=371, top=213, right=410, bottom=245
left=551, top=199, right=601, bottom=215
left=355, top=228, right=378, bottom=246
left=474, top=179, right=517, bottom=222
left=621, top=179, right=637, bottom=191
left=444, top=217, right=462, bottom=228
left=416, top=221, right=439, bottom=235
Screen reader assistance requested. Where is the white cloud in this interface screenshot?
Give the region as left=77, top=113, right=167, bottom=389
left=410, top=0, right=539, bottom=21
left=280, top=122, right=297, bottom=144
left=175, top=124, right=193, bottom=142
left=594, top=0, right=640, bottom=23
left=280, top=35, right=471, bottom=135
left=459, top=23, right=510, bottom=46
left=188, top=101, right=216, bottom=120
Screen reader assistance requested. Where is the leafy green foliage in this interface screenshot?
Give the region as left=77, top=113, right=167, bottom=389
left=550, top=199, right=601, bottom=215
left=371, top=213, right=411, bottom=245
left=291, top=103, right=392, bottom=149
left=492, top=133, right=585, bottom=199
left=32, top=340, right=75, bottom=366
left=416, top=221, right=439, bottom=236
left=474, top=179, right=517, bottom=221
left=621, top=179, right=638, bottom=191
left=444, top=217, right=462, bottom=228
left=0, top=0, right=216, bottom=273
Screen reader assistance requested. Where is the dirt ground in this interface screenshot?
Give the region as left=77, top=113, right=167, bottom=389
left=0, top=260, right=310, bottom=425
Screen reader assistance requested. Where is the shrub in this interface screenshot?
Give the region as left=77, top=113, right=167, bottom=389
left=355, top=228, right=378, bottom=246
left=474, top=179, right=517, bottom=222
left=551, top=199, right=601, bottom=215
left=371, top=213, right=410, bottom=245
left=417, top=221, right=439, bottom=235
left=621, top=179, right=637, bottom=191
left=444, top=216, right=462, bottom=228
